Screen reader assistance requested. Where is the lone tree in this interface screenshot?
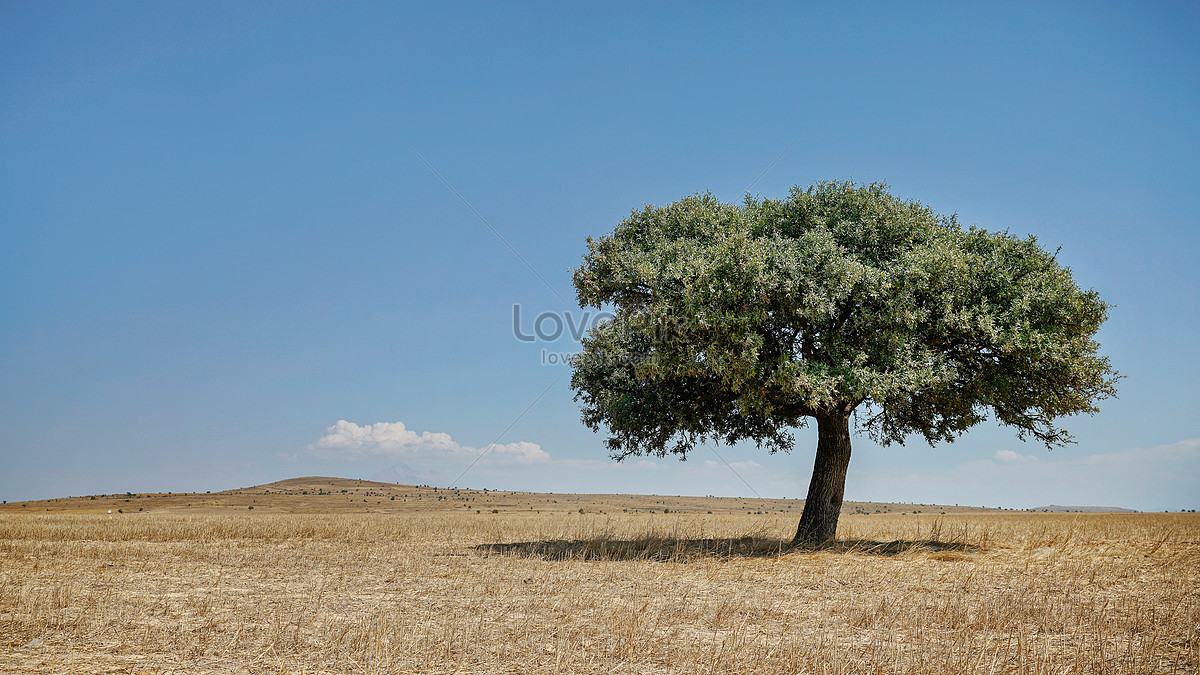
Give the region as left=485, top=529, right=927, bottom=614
left=571, top=181, right=1119, bottom=545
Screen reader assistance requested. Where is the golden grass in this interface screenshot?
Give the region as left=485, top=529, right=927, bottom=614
left=1, top=504, right=1197, bottom=673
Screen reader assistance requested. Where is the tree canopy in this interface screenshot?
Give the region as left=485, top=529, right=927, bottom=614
left=570, top=181, right=1119, bottom=543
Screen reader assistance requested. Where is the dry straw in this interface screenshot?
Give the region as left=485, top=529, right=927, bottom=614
left=1, top=509, right=1197, bottom=673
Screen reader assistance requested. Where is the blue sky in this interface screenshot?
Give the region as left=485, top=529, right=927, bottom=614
left=2, top=2, right=1197, bottom=510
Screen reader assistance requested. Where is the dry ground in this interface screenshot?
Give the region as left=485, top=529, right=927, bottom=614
left=1, top=480, right=1196, bottom=674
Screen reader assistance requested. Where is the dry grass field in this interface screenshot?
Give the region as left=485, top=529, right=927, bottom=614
left=1, top=478, right=1196, bottom=674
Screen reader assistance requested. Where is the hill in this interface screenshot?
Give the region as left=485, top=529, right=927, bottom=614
left=1031, top=504, right=1139, bottom=513
left=0, top=476, right=1009, bottom=516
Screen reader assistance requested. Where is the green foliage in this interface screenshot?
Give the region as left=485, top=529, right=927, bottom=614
left=571, top=181, right=1119, bottom=460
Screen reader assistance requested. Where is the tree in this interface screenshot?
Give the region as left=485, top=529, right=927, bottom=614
left=570, top=181, right=1119, bottom=545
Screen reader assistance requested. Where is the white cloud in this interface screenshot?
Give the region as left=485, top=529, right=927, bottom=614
left=309, top=420, right=548, bottom=465
left=730, top=460, right=763, bottom=471
left=481, top=440, right=551, bottom=465
left=993, top=449, right=1036, bottom=463
left=699, top=459, right=762, bottom=472
left=313, top=420, right=457, bottom=452
left=1082, top=437, right=1199, bottom=467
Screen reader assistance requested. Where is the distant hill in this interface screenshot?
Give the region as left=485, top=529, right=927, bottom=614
left=1031, top=504, right=1138, bottom=513
left=0, top=476, right=1143, bottom=516
left=2, top=476, right=1008, bottom=516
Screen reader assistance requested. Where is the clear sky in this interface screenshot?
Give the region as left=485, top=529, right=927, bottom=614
left=2, top=2, right=1197, bottom=510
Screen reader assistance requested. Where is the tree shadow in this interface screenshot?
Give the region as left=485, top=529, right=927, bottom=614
left=475, top=536, right=981, bottom=562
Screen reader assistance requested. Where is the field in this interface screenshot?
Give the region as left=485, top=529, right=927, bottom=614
left=1, top=478, right=1197, bottom=674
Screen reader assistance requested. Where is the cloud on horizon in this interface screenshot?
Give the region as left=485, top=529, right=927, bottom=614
left=852, top=437, right=1200, bottom=510
left=309, top=420, right=550, bottom=465
left=302, top=422, right=1198, bottom=511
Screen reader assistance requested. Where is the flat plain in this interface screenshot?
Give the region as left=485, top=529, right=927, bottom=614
left=1, top=478, right=1196, bottom=674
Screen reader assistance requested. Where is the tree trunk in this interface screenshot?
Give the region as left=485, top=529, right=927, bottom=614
left=794, top=412, right=853, bottom=545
